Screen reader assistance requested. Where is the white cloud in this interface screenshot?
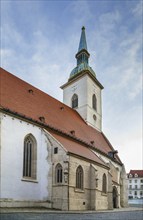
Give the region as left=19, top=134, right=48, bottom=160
left=71, top=0, right=93, bottom=27
left=118, top=136, right=142, bottom=173
left=128, top=74, right=142, bottom=100
left=132, top=0, right=142, bottom=17
left=98, top=10, right=121, bottom=33
left=93, top=10, right=142, bottom=102
left=103, top=104, right=142, bottom=172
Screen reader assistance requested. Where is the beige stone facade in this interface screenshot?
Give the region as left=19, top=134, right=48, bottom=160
left=46, top=131, right=128, bottom=211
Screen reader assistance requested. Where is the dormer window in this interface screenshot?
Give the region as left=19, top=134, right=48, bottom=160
left=39, top=116, right=45, bottom=123
left=70, top=130, right=75, bottom=136
left=108, top=150, right=118, bottom=159
left=28, top=89, right=34, bottom=94
left=129, top=174, right=132, bottom=178
left=72, top=94, right=78, bottom=109
left=134, top=173, right=138, bottom=178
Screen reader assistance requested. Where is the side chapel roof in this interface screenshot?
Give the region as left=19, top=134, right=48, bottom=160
left=0, top=67, right=122, bottom=165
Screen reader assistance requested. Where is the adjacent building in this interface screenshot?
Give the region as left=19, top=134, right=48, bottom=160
left=127, top=170, right=143, bottom=199
left=0, top=27, right=128, bottom=210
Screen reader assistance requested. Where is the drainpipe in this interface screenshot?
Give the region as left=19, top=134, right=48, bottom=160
left=64, top=159, right=70, bottom=211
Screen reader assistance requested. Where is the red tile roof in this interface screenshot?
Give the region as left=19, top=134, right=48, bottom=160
left=128, top=170, right=143, bottom=178
left=0, top=67, right=122, bottom=165
left=50, top=131, right=108, bottom=167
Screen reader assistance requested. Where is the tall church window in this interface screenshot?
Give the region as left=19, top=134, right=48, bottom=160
left=76, top=166, right=84, bottom=189
left=92, top=94, right=97, bottom=111
left=55, top=163, right=63, bottom=183
left=102, top=173, right=107, bottom=193
left=72, top=94, right=78, bottom=109
left=23, top=134, right=37, bottom=179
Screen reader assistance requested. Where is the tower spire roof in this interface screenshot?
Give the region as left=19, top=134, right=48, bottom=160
left=69, top=26, right=96, bottom=80
left=78, top=26, right=88, bottom=52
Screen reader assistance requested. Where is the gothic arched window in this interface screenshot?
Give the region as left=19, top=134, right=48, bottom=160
left=92, top=94, right=97, bottom=111
left=76, top=166, right=84, bottom=189
left=23, top=134, right=37, bottom=179
left=102, top=173, right=107, bottom=193
left=55, top=163, right=63, bottom=183
left=72, top=94, right=78, bottom=109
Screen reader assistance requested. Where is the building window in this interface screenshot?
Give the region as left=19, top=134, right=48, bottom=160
left=72, top=94, right=78, bottom=109
left=141, top=185, right=143, bottom=189
left=102, top=173, right=107, bottom=193
left=140, top=191, right=143, bottom=196
left=23, top=134, right=37, bottom=179
left=92, top=94, right=97, bottom=111
left=140, top=179, right=143, bottom=183
left=135, top=185, right=138, bottom=189
left=135, top=179, right=137, bottom=183
left=55, top=163, right=63, bottom=183
left=129, top=191, right=132, bottom=195
left=76, top=166, right=84, bottom=189
left=129, top=180, right=132, bottom=183
left=129, top=185, right=132, bottom=189
left=54, top=147, right=58, bottom=154
left=134, top=191, right=137, bottom=196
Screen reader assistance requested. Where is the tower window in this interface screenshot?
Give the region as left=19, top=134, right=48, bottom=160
left=23, top=134, right=37, bottom=179
left=92, top=94, right=97, bottom=111
left=72, top=94, right=78, bottom=109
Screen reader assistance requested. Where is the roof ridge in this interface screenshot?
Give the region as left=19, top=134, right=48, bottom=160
left=129, top=170, right=143, bottom=172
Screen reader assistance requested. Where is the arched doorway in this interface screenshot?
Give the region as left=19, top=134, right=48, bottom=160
left=113, top=186, right=118, bottom=208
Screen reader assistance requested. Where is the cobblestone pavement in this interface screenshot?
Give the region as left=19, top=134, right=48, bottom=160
left=0, top=210, right=143, bottom=220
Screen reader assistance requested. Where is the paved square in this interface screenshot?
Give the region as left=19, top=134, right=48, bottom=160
left=1, top=210, right=143, bottom=220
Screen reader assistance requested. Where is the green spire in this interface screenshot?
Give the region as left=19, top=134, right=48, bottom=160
left=76, top=26, right=90, bottom=66
left=69, top=26, right=96, bottom=80
left=78, top=26, right=88, bottom=52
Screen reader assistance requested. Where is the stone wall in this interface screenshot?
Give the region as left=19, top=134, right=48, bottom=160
left=68, top=156, right=109, bottom=210
left=45, top=132, right=69, bottom=210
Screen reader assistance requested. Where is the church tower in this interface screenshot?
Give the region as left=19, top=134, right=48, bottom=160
left=61, top=27, right=103, bottom=131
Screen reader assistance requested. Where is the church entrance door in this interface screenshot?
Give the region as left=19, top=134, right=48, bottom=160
left=113, top=186, right=118, bottom=208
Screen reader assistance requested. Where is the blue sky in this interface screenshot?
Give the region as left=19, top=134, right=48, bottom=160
left=1, top=0, right=142, bottom=172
